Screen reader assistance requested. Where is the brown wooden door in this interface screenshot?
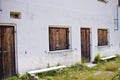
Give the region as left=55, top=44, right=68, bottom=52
left=81, top=28, right=90, bottom=62
left=0, top=26, right=16, bottom=80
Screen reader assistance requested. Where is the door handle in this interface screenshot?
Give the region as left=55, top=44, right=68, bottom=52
left=0, top=50, right=8, bottom=54
left=3, top=50, right=8, bottom=54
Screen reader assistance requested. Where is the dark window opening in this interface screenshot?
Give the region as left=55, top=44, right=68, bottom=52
left=97, top=0, right=108, bottom=3
left=10, top=11, right=21, bottom=19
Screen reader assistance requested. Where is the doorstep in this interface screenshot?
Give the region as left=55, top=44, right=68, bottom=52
left=85, top=63, right=97, bottom=67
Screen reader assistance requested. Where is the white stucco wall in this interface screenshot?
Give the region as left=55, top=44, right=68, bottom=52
left=0, top=0, right=120, bottom=74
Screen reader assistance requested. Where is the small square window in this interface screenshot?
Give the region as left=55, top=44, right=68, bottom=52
left=98, top=0, right=107, bottom=3
left=10, top=12, right=21, bottom=19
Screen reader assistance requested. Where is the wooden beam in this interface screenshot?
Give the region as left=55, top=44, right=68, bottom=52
left=28, top=65, right=66, bottom=74
left=100, top=55, right=116, bottom=60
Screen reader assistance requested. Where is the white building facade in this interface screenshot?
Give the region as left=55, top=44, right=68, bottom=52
left=0, top=0, right=120, bottom=79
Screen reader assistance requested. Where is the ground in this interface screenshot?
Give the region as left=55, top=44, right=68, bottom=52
left=7, top=55, right=120, bottom=80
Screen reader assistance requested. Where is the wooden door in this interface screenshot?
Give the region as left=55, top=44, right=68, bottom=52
left=0, top=26, right=16, bottom=80
left=81, top=28, right=90, bottom=62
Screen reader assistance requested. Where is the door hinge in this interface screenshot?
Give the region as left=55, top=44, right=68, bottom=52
left=67, top=30, right=70, bottom=33
left=14, top=30, right=16, bottom=33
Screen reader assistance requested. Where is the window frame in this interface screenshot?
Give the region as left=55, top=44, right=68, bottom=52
left=49, top=27, right=70, bottom=51
left=98, top=29, right=108, bottom=46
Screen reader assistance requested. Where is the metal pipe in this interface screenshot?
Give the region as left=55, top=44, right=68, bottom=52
left=114, top=5, right=119, bottom=30
left=0, top=0, right=2, bottom=11
left=116, top=5, right=119, bottom=30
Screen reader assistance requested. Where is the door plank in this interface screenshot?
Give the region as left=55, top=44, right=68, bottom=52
left=0, top=28, right=3, bottom=79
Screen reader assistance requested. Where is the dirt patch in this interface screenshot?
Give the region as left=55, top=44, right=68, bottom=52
left=92, top=71, right=114, bottom=77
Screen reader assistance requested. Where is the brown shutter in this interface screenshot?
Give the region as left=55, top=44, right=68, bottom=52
left=98, top=29, right=103, bottom=46
left=59, top=28, right=69, bottom=50
left=49, top=28, right=56, bottom=51
left=49, top=27, right=69, bottom=51
left=103, top=29, right=108, bottom=45
left=98, top=29, right=108, bottom=46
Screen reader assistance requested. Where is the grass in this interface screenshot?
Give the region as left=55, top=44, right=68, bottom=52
left=94, top=53, right=101, bottom=63
left=7, top=55, right=120, bottom=80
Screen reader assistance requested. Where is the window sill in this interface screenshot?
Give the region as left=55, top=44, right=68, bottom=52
left=97, top=45, right=110, bottom=48
left=48, top=49, right=74, bottom=54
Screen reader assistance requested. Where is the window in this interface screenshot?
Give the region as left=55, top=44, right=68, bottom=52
left=49, top=27, right=69, bottom=51
left=97, top=0, right=108, bottom=3
left=10, top=11, right=21, bottom=19
left=119, top=0, right=120, bottom=6
left=98, top=29, right=108, bottom=46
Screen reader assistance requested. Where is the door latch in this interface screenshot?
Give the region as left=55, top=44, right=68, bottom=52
left=3, top=50, right=8, bottom=54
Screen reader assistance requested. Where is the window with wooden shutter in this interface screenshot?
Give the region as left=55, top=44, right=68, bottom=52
left=98, top=29, right=108, bottom=46
left=49, top=27, right=69, bottom=51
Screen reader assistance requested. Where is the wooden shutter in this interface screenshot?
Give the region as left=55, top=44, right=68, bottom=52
left=98, top=29, right=103, bottom=46
left=103, top=29, right=108, bottom=45
left=49, top=27, right=69, bottom=51
left=98, top=29, right=108, bottom=46
left=49, top=28, right=56, bottom=51
left=59, top=28, right=69, bottom=50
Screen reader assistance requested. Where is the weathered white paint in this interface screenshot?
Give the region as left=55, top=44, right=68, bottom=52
left=0, top=0, right=120, bottom=74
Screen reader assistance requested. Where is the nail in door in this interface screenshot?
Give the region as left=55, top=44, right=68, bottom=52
left=0, top=26, right=16, bottom=80
left=81, top=28, right=91, bottom=62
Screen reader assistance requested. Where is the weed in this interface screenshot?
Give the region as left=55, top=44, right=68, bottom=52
left=112, top=71, right=120, bottom=80
left=94, top=54, right=101, bottom=63
left=7, top=56, right=120, bottom=80
left=45, top=76, right=55, bottom=80
left=20, top=73, right=31, bottom=80
left=56, top=62, right=62, bottom=66
left=114, top=54, right=120, bottom=63
left=47, top=63, right=50, bottom=68
left=116, top=54, right=120, bottom=58
left=6, top=76, right=20, bottom=80
left=101, top=62, right=120, bottom=71
left=70, top=62, right=90, bottom=71
left=6, top=73, right=32, bottom=80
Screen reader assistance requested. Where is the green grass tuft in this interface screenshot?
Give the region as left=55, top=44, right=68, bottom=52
left=94, top=54, right=101, bottom=63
